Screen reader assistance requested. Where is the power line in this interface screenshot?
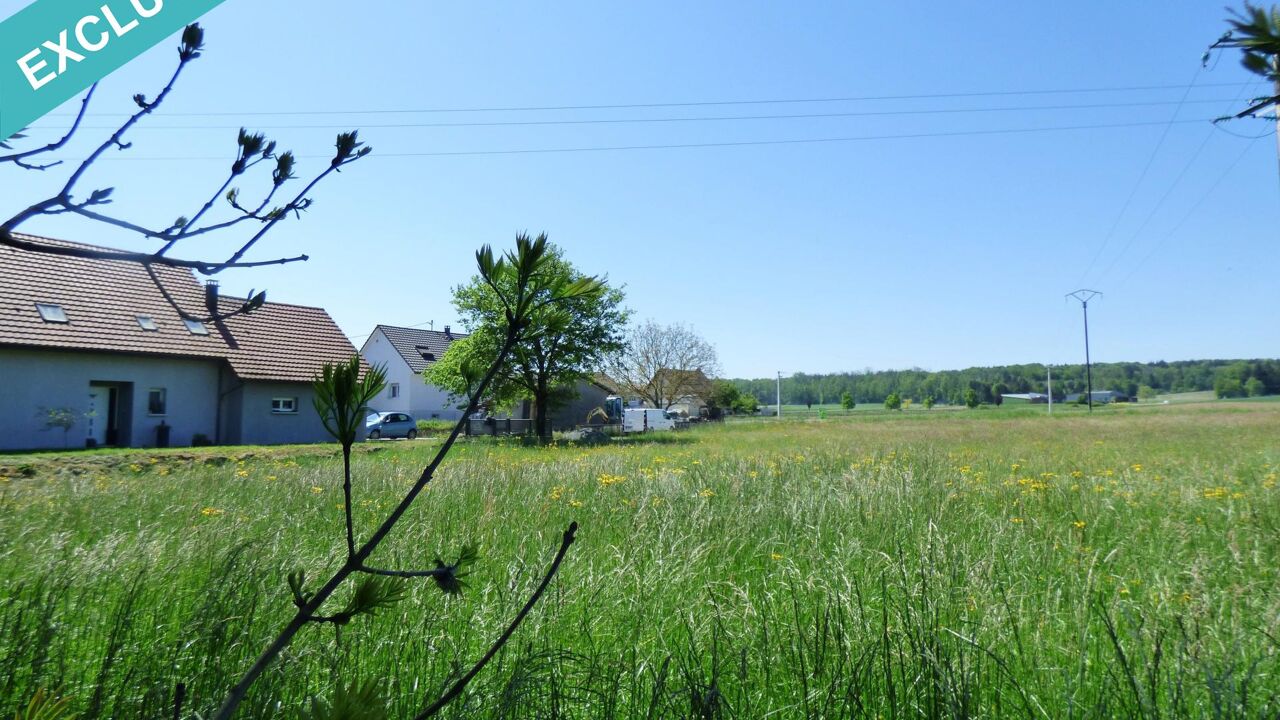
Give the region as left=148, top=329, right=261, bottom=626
left=90, top=116, right=1218, bottom=161
left=1116, top=136, right=1263, bottom=286
left=348, top=318, right=440, bottom=346
left=1093, top=81, right=1260, bottom=284
left=35, top=98, right=1245, bottom=132
left=1076, top=69, right=1202, bottom=286
left=47, top=81, right=1257, bottom=118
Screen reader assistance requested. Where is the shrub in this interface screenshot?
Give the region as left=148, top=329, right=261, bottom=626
left=840, top=391, right=855, bottom=411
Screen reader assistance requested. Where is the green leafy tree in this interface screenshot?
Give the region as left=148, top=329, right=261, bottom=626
left=964, top=388, right=980, bottom=409
left=840, top=391, right=855, bottom=412
left=924, top=395, right=936, bottom=410
left=428, top=236, right=627, bottom=440
left=707, top=379, right=743, bottom=416
left=1245, top=376, right=1266, bottom=397
left=992, top=382, right=1009, bottom=406
left=1137, top=385, right=1158, bottom=401
left=884, top=392, right=903, bottom=411
left=1215, top=376, right=1246, bottom=398
left=733, top=392, right=759, bottom=415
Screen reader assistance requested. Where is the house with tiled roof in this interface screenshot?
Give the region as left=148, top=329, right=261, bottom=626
left=359, top=324, right=468, bottom=421
left=0, top=234, right=360, bottom=450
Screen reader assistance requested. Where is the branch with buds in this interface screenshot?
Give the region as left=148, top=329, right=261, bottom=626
left=0, top=23, right=371, bottom=323
left=213, top=235, right=598, bottom=719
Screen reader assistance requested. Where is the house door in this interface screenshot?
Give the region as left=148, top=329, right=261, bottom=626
left=87, top=384, right=122, bottom=446
left=87, top=388, right=108, bottom=447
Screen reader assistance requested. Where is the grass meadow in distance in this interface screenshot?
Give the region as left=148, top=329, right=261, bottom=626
left=1, top=401, right=1278, bottom=718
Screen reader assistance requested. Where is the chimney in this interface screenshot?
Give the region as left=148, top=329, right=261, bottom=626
left=444, top=325, right=452, bottom=339
left=204, top=280, right=219, bottom=315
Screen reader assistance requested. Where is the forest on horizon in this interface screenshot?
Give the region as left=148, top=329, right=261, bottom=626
left=729, top=358, right=1280, bottom=406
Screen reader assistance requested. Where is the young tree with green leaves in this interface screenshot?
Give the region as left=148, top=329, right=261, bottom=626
left=884, top=392, right=903, bottom=411
left=1209, top=3, right=1280, bottom=120
left=216, top=237, right=593, bottom=719
left=1246, top=377, right=1267, bottom=396
left=964, top=388, right=980, bottom=409
left=427, top=238, right=627, bottom=440
left=840, top=391, right=855, bottom=412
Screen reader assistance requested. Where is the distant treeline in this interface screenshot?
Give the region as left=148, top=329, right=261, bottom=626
left=730, top=359, right=1280, bottom=406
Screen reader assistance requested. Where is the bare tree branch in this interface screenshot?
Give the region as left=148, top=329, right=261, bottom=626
left=0, top=84, right=96, bottom=170
left=607, top=320, right=720, bottom=410
left=0, top=24, right=369, bottom=325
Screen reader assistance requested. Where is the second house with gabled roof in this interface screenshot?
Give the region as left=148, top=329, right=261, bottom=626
left=359, top=324, right=467, bottom=421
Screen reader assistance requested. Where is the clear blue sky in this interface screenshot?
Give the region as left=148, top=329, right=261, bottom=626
left=3, top=1, right=1276, bottom=378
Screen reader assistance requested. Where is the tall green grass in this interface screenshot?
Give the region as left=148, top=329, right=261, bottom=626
left=1, top=403, right=1278, bottom=718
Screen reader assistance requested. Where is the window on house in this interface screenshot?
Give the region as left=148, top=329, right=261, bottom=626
left=136, top=315, right=159, bottom=331
left=389, top=383, right=400, bottom=399
left=271, top=397, right=297, bottom=414
left=35, top=303, right=68, bottom=323
left=416, top=345, right=436, bottom=362
left=183, top=319, right=209, bottom=335
left=148, top=388, right=167, bottom=415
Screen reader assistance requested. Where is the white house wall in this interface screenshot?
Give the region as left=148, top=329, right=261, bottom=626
left=359, top=329, right=462, bottom=421
left=361, top=329, right=411, bottom=415
left=410, top=380, right=463, bottom=420
left=0, top=348, right=220, bottom=450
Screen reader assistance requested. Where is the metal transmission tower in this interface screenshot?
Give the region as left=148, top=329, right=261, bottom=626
left=1066, top=290, right=1102, bottom=412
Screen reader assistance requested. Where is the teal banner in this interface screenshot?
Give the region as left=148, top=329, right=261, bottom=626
left=0, top=0, right=228, bottom=141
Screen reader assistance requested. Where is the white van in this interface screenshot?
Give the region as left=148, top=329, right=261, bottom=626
left=622, top=407, right=676, bottom=433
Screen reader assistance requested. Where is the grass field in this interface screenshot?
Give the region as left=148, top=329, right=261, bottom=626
left=2, top=402, right=1279, bottom=718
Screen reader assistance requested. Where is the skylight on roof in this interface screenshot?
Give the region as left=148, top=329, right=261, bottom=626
left=136, top=315, right=158, bottom=331
left=35, top=303, right=68, bottom=323
left=183, top=319, right=209, bottom=335
left=416, top=345, right=436, bottom=361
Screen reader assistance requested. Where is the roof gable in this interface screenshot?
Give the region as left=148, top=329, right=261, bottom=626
left=370, top=324, right=467, bottom=373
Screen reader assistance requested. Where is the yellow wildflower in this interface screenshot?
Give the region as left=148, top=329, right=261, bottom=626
left=699, top=488, right=715, bottom=498
left=200, top=507, right=225, bottom=517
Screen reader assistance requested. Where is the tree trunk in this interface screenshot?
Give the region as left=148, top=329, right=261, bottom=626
left=534, top=386, right=551, bottom=441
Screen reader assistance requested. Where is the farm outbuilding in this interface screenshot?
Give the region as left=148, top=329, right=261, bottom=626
left=1000, top=393, right=1050, bottom=404
left=1064, top=390, right=1130, bottom=404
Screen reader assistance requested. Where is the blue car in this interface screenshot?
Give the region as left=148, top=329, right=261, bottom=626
left=365, top=412, right=418, bottom=440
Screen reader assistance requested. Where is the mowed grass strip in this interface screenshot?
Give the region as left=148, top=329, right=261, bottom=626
left=1, top=403, right=1278, bottom=718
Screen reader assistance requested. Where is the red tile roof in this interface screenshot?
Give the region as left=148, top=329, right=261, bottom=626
left=0, top=233, right=359, bottom=382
